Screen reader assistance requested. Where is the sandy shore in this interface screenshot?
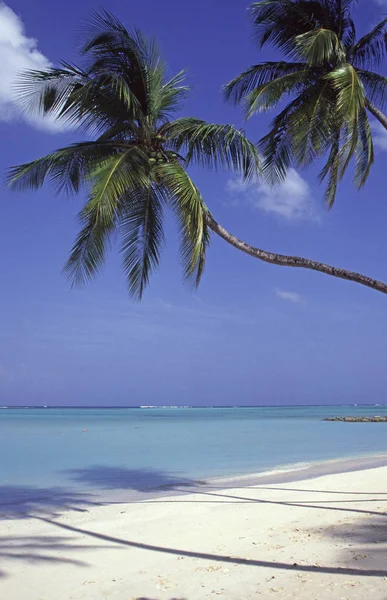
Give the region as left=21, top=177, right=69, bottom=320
left=1, top=464, right=387, bottom=600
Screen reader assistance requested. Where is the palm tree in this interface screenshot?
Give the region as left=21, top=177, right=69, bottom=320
left=8, top=10, right=387, bottom=297
left=8, top=11, right=260, bottom=300
left=225, top=0, right=387, bottom=206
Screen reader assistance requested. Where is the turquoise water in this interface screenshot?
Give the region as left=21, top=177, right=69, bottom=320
left=1, top=406, right=387, bottom=503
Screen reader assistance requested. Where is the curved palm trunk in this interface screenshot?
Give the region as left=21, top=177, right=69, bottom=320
left=366, top=99, right=387, bottom=130
left=206, top=213, right=387, bottom=295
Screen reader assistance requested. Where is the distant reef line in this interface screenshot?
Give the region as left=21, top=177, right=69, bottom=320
left=325, top=416, right=387, bottom=422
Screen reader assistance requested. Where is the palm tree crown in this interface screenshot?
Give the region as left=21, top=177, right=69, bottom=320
left=8, top=11, right=260, bottom=299
left=225, top=0, right=387, bottom=205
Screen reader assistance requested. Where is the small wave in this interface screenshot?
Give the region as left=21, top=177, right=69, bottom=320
left=208, top=461, right=314, bottom=486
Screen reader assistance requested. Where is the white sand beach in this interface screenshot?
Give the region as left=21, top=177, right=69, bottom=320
left=1, top=465, right=387, bottom=600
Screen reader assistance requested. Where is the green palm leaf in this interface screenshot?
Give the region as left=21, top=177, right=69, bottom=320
left=151, top=70, right=190, bottom=118
left=165, top=119, right=261, bottom=179
left=258, top=82, right=335, bottom=180
left=287, top=81, right=335, bottom=166
left=250, top=0, right=355, bottom=54
left=319, top=129, right=341, bottom=207
left=224, top=61, right=307, bottom=104
left=351, top=18, right=387, bottom=68
left=250, top=0, right=326, bottom=53
left=81, top=11, right=153, bottom=116
left=64, top=149, right=149, bottom=286
left=7, top=142, right=126, bottom=193
left=354, top=107, right=374, bottom=189
left=258, top=93, right=306, bottom=181
left=155, top=160, right=210, bottom=285
left=118, top=185, right=166, bottom=299
left=295, top=28, right=345, bottom=66
left=245, top=69, right=310, bottom=116
left=357, top=70, right=387, bottom=112
left=327, top=64, right=365, bottom=121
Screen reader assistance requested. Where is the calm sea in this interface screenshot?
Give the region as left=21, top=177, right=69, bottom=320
left=1, top=405, right=387, bottom=514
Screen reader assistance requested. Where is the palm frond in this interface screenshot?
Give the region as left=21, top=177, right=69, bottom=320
left=59, top=73, right=144, bottom=133
left=63, top=209, right=114, bottom=288
left=357, top=70, right=387, bottom=112
left=244, top=69, right=310, bottom=116
left=341, top=13, right=356, bottom=50
left=250, top=0, right=357, bottom=49
left=351, top=18, right=387, bottom=69
left=151, top=70, right=190, bottom=119
left=16, top=65, right=144, bottom=135
left=7, top=142, right=127, bottom=194
left=258, top=78, right=339, bottom=182
left=156, top=161, right=210, bottom=286
left=354, top=107, right=374, bottom=189
left=118, top=184, right=166, bottom=299
left=81, top=10, right=155, bottom=116
left=327, top=63, right=365, bottom=119
left=326, top=0, right=357, bottom=47
left=15, top=64, right=87, bottom=125
left=287, top=81, right=336, bottom=167
left=224, top=61, right=307, bottom=105
left=317, top=105, right=373, bottom=207
left=249, top=0, right=357, bottom=57
left=64, top=149, right=149, bottom=286
left=326, top=64, right=365, bottom=176
left=319, top=128, right=341, bottom=206
left=250, top=0, right=328, bottom=54
left=258, top=92, right=307, bottom=181
left=295, top=28, right=345, bottom=66
left=165, top=119, right=261, bottom=180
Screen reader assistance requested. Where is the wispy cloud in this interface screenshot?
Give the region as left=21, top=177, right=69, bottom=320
left=226, top=169, right=319, bottom=222
left=275, top=289, right=305, bottom=305
left=0, top=3, right=66, bottom=132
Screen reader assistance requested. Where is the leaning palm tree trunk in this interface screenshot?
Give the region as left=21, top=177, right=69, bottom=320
left=366, top=100, right=387, bottom=131
left=206, top=213, right=387, bottom=295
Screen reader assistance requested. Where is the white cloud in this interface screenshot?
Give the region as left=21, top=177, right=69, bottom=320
left=372, top=122, right=387, bottom=151
left=0, top=3, right=65, bottom=132
left=275, top=289, right=305, bottom=304
left=226, top=169, right=319, bottom=221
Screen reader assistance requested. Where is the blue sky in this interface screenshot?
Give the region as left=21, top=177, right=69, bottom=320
left=1, top=0, right=387, bottom=406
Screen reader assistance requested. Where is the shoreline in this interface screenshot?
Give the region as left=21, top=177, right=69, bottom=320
left=3, top=453, right=387, bottom=516
left=2, top=462, right=387, bottom=599
left=85, top=453, right=387, bottom=503
left=208, top=452, right=387, bottom=488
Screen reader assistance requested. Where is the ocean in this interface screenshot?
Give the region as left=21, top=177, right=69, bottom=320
left=1, top=405, right=387, bottom=514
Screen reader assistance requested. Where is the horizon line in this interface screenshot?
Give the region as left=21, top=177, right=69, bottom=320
left=1, top=404, right=386, bottom=409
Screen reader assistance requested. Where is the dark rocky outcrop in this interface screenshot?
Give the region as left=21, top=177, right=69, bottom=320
left=324, top=416, right=387, bottom=422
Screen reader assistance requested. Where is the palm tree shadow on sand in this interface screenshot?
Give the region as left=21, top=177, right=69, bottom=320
left=12, top=511, right=387, bottom=579
left=0, top=485, right=98, bottom=518
left=0, top=467, right=206, bottom=520
left=64, top=465, right=207, bottom=493
left=1, top=468, right=387, bottom=583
